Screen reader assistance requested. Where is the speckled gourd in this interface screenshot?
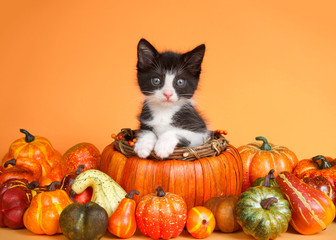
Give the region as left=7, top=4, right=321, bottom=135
left=71, top=169, right=126, bottom=217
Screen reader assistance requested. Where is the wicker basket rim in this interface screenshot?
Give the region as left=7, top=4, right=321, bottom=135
left=112, top=128, right=229, bottom=161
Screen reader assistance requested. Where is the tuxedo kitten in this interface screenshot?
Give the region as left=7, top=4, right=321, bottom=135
left=134, top=39, right=210, bottom=159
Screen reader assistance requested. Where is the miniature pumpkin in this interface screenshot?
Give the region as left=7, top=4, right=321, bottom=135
left=23, top=182, right=72, bottom=235
left=203, top=195, right=240, bottom=233
left=186, top=206, right=216, bottom=239
left=238, top=136, right=298, bottom=192
left=108, top=190, right=139, bottom=238
left=252, top=169, right=279, bottom=188
left=136, top=186, right=187, bottom=239
left=235, top=184, right=291, bottom=240
left=276, top=171, right=335, bottom=235
left=71, top=169, right=126, bottom=217
left=59, top=201, right=109, bottom=240
left=100, top=142, right=243, bottom=210
left=293, top=155, right=336, bottom=188
left=1, top=129, right=62, bottom=185
left=0, top=179, right=43, bottom=228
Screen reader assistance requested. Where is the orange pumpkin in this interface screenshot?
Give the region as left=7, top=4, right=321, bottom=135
left=186, top=206, right=216, bottom=239
left=100, top=142, right=243, bottom=210
left=23, top=183, right=72, bottom=235
left=1, top=129, right=62, bottom=185
left=136, top=186, right=187, bottom=239
left=238, top=136, right=298, bottom=192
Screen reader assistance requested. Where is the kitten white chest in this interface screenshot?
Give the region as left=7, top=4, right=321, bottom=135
left=144, top=103, right=182, bottom=135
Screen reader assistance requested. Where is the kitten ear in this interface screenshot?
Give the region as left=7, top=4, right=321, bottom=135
left=182, top=44, right=205, bottom=75
left=137, top=39, right=159, bottom=69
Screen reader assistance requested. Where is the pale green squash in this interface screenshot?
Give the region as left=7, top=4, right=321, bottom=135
left=71, top=169, right=126, bottom=217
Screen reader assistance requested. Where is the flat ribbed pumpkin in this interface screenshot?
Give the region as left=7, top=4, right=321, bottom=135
left=100, top=142, right=243, bottom=210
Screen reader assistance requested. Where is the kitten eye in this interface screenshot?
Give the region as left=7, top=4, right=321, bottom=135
left=176, top=79, right=186, bottom=87
left=151, top=77, right=161, bottom=86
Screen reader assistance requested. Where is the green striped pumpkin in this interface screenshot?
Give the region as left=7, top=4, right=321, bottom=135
left=71, top=169, right=126, bottom=217
left=235, top=186, right=291, bottom=240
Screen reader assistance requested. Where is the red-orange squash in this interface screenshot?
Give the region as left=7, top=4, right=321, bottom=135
left=238, top=136, right=298, bottom=192
left=100, top=143, right=243, bottom=210
left=293, top=155, right=336, bottom=188
left=276, top=171, right=335, bottom=235
left=1, top=129, right=62, bottom=185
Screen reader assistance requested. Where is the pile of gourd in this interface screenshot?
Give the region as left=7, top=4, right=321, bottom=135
left=1, top=131, right=336, bottom=240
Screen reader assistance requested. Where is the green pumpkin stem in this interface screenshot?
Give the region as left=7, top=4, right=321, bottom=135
left=262, top=169, right=275, bottom=188
left=47, top=181, right=61, bottom=191
left=4, top=158, right=16, bottom=168
left=256, top=136, right=272, bottom=151
left=75, top=165, right=85, bottom=175
left=312, top=155, right=332, bottom=169
left=261, top=197, right=278, bottom=210
left=20, top=129, right=35, bottom=143
left=156, top=186, right=166, bottom=197
left=27, top=181, right=40, bottom=190
left=125, top=190, right=140, bottom=199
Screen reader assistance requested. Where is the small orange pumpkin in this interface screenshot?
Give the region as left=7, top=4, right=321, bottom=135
left=186, top=206, right=216, bottom=239
left=238, top=136, right=298, bottom=192
left=23, top=182, right=72, bottom=235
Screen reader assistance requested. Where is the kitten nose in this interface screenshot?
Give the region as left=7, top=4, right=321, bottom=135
left=164, top=92, right=173, bottom=100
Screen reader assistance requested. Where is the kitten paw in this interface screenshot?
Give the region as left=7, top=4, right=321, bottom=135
left=134, top=131, right=156, bottom=158
left=154, top=137, right=178, bottom=159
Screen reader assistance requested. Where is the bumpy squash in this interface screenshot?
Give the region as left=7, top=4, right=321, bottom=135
left=1, top=129, right=62, bottom=185
left=71, top=169, right=126, bottom=217
left=59, top=201, right=108, bottom=240
left=23, top=184, right=72, bottom=235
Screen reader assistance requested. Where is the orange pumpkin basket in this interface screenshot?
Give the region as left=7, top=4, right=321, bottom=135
left=113, top=128, right=229, bottom=161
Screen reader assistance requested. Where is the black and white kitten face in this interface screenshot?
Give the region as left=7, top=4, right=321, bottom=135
left=137, top=39, right=205, bottom=105
left=134, top=39, right=209, bottom=159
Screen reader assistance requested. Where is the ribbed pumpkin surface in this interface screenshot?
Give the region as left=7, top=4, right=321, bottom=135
left=100, top=143, right=243, bottom=210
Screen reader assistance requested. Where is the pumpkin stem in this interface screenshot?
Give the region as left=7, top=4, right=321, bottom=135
left=313, top=155, right=332, bottom=169
left=256, top=136, right=272, bottom=151
left=4, top=158, right=16, bottom=168
left=75, top=165, right=85, bottom=175
left=125, top=190, right=140, bottom=199
left=20, top=129, right=35, bottom=143
left=156, top=186, right=166, bottom=197
left=202, top=219, right=207, bottom=224
left=262, top=169, right=275, bottom=188
left=261, top=197, right=278, bottom=210
left=27, top=181, right=40, bottom=190
left=69, top=189, right=77, bottom=203
left=47, top=181, right=61, bottom=191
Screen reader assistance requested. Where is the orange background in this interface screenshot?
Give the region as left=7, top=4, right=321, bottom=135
left=0, top=0, right=335, bottom=160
